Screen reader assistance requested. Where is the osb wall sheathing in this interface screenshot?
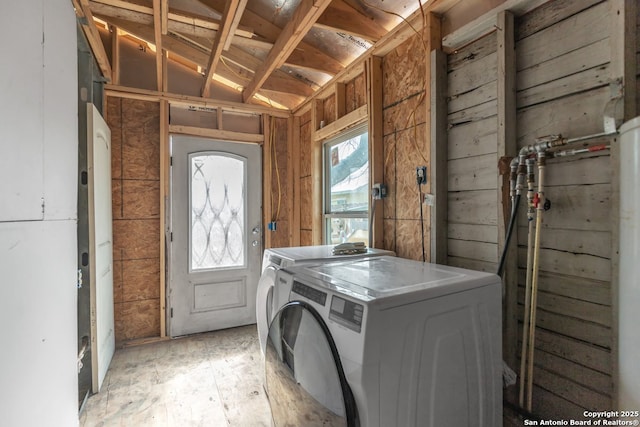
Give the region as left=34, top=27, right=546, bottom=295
left=108, top=97, right=161, bottom=343
left=322, top=94, right=336, bottom=126
left=299, top=110, right=313, bottom=246
left=345, top=73, right=366, bottom=114
left=382, top=33, right=430, bottom=261
left=268, top=117, right=291, bottom=248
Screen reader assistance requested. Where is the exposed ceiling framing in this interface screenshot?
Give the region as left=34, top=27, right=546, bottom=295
left=76, top=0, right=428, bottom=109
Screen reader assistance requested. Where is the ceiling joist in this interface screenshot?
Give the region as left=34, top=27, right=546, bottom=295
left=201, top=0, right=247, bottom=97
left=242, top=0, right=333, bottom=103
left=197, top=0, right=344, bottom=75
left=314, top=0, right=387, bottom=42
left=74, top=0, right=113, bottom=82
left=152, top=0, right=164, bottom=91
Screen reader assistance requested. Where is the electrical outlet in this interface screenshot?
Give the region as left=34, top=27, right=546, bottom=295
left=372, top=183, right=387, bottom=199
left=423, top=193, right=435, bottom=206
left=416, top=166, right=427, bottom=186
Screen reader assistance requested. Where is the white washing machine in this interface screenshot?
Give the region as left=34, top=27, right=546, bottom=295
left=264, top=256, right=502, bottom=427
left=256, top=245, right=394, bottom=357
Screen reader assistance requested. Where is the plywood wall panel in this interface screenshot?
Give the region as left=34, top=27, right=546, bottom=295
left=383, top=219, right=395, bottom=253
left=117, top=299, right=161, bottom=341
left=299, top=176, right=312, bottom=230
left=345, top=73, right=366, bottom=114
left=382, top=34, right=426, bottom=108
left=299, top=122, right=312, bottom=177
left=300, top=230, right=313, bottom=246
left=122, top=100, right=160, bottom=180
left=122, top=180, right=160, bottom=219
left=108, top=97, right=123, bottom=180
left=395, top=219, right=425, bottom=261
left=122, top=259, right=161, bottom=302
left=113, top=219, right=160, bottom=261
left=383, top=95, right=427, bottom=136
left=112, top=178, right=123, bottom=220
left=382, top=134, right=396, bottom=219
left=394, top=124, right=428, bottom=221
left=268, top=117, right=291, bottom=248
left=113, top=259, right=123, bottom=304
left=323, top=94, right=336, bottom=125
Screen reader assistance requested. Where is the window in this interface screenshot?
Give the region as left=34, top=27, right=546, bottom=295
left=324, top=125, right=369, bottom=245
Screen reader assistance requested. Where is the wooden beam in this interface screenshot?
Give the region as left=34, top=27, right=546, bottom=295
left=198, top=0, right=344, bottom=75
left=88, top=1, right=255, bottom=39
left=335, top=82, right=346, bottom=120
left=202, top=0, right=243, bottom=97
left=315, top=0, right=387, bottom=43
left=367, top=56, right=384, bottom=249
left=110, top=25, right=120, bottom=85
left=263, top=115, right=273, bottom=249
left=101, top=16, right=314, bottom=100
left=224, top=0, right=247, bottom=51
left=153, top=0, right=163, bottom=92
left=496, top=9, right=518, bottom=395
left=160, top=0, right=168, bottom=35
left=291, top=115, right=301, bottom=246
left=159, top=99, right=169, bottom=338
left=429, top=49, right=448, bottom=265
left=311, top=99, right=324, bottom=245
left=74, top=0, right=112, bottom=82
left=242, top=0, right=333, bottom=103
left=314, top=104, right=367, bottom=141
left=104, top=84, right=291, bottom=117
left=169, top=124, right=264, bottom=143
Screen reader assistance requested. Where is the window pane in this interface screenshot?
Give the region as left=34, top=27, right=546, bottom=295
left=327, top=133, right=369, bottom=214
left=326, top=217, right=369, bottom=246
left=191, top=154, right=245, bottom=270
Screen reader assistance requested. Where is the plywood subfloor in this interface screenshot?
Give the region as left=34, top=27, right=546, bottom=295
left=80, top=325, right=272, bottom=426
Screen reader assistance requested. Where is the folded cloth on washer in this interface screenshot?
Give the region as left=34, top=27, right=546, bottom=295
left=332, top=242, right=367, bottom=255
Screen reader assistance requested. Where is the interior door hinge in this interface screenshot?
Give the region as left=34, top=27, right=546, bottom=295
left=170, top=156, right=173, bottom=166
left=170, top=307, right=173, bottom=318
left=170, top=232, right=173, bottom=242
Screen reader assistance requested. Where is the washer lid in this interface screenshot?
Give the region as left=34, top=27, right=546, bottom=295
left=265, top=245, right=393, bottom=263
left=288, top=256, right=500, bottom=303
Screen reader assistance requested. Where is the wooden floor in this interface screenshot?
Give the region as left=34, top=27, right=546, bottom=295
left=80, top=325, right=272, bottom=427
left=80, top=323, right=526, bottom=426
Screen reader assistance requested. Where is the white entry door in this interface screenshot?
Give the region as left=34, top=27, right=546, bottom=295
left=169, top=135, right=262, bottom=337
left=87, top=104, right=115, bottom=393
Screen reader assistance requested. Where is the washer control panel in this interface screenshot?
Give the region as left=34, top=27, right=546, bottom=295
left=292, top=281, right=327, bottom=306
left=329, top=295, right=363, bottom=333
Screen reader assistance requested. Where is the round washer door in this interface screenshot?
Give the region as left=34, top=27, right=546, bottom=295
left=256, top=265, right=277, bottom=356
left=265, top=301, right=358, bottom=427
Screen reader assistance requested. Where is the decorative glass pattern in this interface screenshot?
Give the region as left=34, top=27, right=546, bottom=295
left=190, top=153, right=245, bottom=270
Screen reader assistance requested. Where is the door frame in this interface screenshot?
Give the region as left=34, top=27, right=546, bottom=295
left=167, top=134, right=263, bottom=337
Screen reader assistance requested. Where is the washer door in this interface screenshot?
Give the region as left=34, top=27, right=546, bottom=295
left=265, top=301, right=358, bottom=427
left=256, top=265, right=277, bottom=356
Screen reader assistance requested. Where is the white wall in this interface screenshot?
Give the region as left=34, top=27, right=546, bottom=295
left=0, top=1, right=79, bottom=426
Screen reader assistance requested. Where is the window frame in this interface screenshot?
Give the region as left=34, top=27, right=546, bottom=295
left=322, top=124, right=370, bottom=244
